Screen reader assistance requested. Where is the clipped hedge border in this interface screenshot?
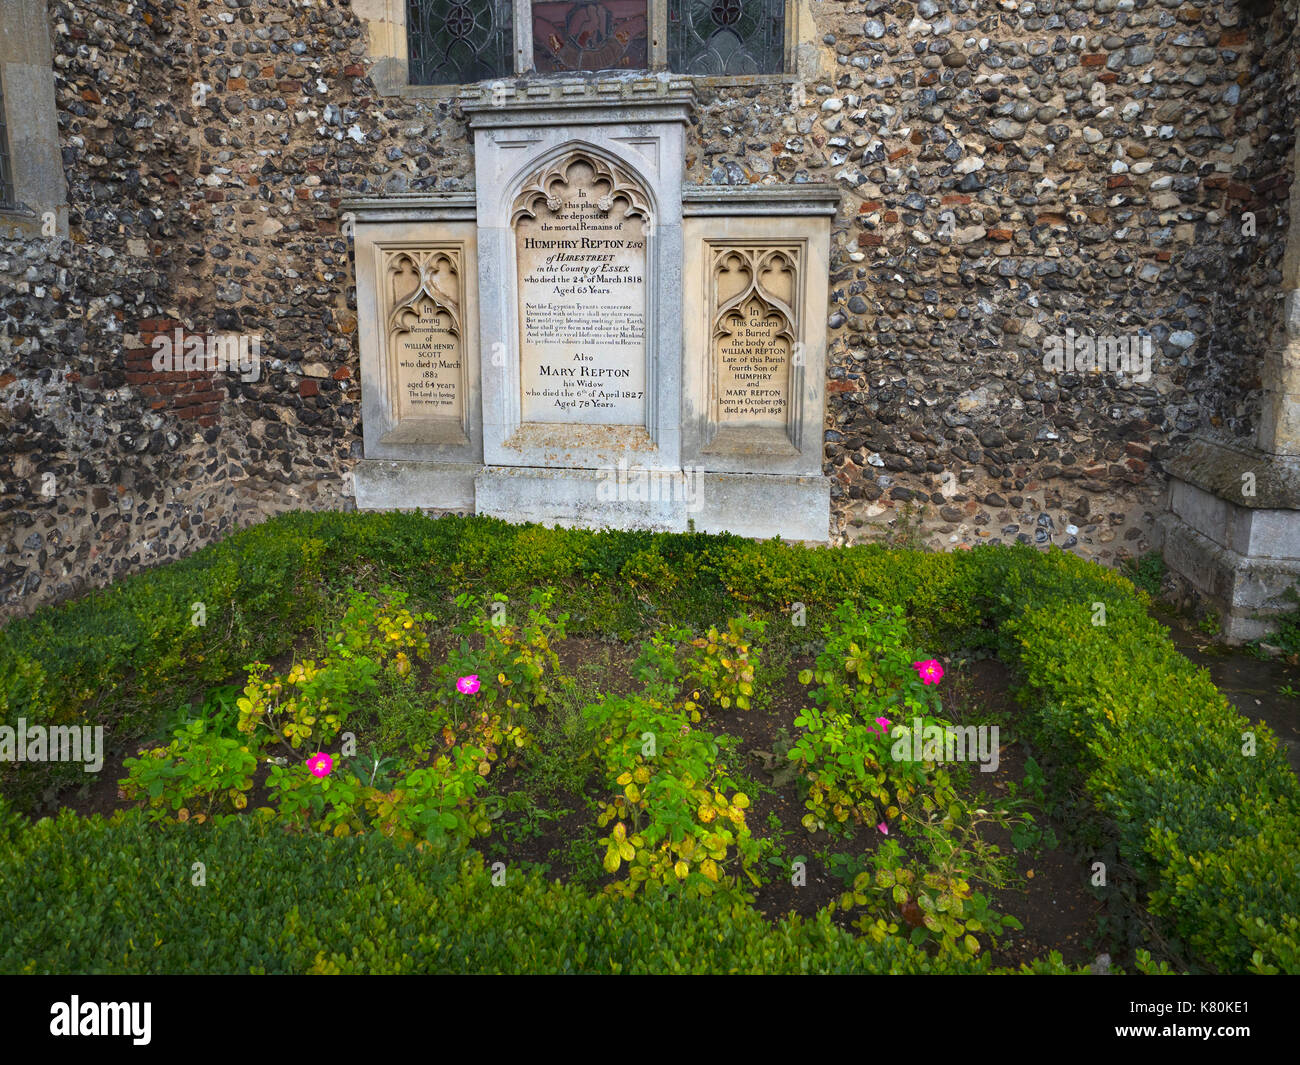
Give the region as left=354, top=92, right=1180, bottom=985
left=0, top=806, right=1089, bottom=975
left=1, top=511, right=1297, bottom=973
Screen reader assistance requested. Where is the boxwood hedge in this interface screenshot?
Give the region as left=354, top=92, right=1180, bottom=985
left=1, top=805, right=1084, bottom=975
left=1, top=511, right=1296, bottom=973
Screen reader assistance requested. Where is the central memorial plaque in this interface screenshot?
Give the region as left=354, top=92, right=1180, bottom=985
left=345, top=83, right=832, bottom=540
left=513, top=154, right=650, bottom=425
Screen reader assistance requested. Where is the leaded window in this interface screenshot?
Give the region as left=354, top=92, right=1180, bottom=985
left=0, top=70, right=14, bottom=209
left=405, top=0, right=786, bottom=84
left=668, top=0, right=784, bottom=76
left=407, top=0, right=513, bottom=85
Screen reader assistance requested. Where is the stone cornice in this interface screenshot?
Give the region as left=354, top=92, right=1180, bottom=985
left=1165, top=437, right=1300, bottom=510
left=461, top=75, right=696, bottom=127
left=338, top=192, right=477, bottom=223
left=682, top=184, right=841, bottom=216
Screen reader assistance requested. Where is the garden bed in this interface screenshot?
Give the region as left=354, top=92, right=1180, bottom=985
left=1, top=511, right=1296, bottom=974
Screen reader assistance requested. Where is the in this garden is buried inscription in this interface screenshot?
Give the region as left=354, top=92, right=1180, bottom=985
left=716, top=300, right=791, bottom=428
left=515, top=157, right=648, bottom=424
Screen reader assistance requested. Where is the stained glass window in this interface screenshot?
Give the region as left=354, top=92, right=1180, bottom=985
left=668, top=0, right=784, bottom=76
left=404, top=0, right=787, bottom=82
left=407, top=0, right=514, bottom=85
left=532, top=1, right=648, bottom=73
left=0, top=69, right=14, bottom=209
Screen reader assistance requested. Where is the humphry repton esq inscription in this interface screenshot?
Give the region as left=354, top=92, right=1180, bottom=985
left=513, top=153, right=650, bottom=425
left=346, top=81, right=834, bottom=539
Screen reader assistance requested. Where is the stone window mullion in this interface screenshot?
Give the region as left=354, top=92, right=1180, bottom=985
left=651, top=2, right=668, bottom=69
left=513, top=0, right=534, bottom=73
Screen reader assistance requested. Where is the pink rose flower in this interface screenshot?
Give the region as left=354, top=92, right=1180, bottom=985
left=308, top=752, right=333, bottom=778
left=912, top=659, right=944, bottom=685
left=456, top=674, right=480, bottom=695
left=878, top=822, right=889, bottom=835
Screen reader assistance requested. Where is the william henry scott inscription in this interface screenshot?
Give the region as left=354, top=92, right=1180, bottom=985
left=394, top=298, right=461, bottom=419
left=514, top=155, right=649, bottom=425
left=385, top=248, right=464, bottom=426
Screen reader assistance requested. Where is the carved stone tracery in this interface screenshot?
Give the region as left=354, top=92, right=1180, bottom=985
left=385, top=247, right=462, bottom=338
left=511, top=150, right=651, bottom=228
left=711, top=245, right=797, bottom=342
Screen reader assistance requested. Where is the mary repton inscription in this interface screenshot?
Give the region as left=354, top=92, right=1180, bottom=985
left=514, top=154, right=650, bottom=425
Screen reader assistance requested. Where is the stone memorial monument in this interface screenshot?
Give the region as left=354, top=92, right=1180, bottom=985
left=345, top=79, right=834, bottom=541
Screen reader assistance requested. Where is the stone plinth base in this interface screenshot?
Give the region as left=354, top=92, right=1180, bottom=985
left=693, top=472, right=830, bottom=541
left=1155, top=438, right=1300, bottom=641
left=475, top=466, right=689, bottom=532
left=356, top=462, right=831, bottom=542
left=353, top=460, right=478, bottom=512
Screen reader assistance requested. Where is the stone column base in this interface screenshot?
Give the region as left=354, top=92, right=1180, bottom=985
left=1155, top=438, right=1300, bottom=641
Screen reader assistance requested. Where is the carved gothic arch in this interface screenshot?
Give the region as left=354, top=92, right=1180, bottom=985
left=385, top=248, right=463, bottom=339
left=510, top=149, right=652, bottom=228
left=711, top=246, right=798, bottom=349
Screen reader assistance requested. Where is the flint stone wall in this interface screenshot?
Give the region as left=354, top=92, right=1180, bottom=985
left=0, top=0, right=1294, bottom=616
